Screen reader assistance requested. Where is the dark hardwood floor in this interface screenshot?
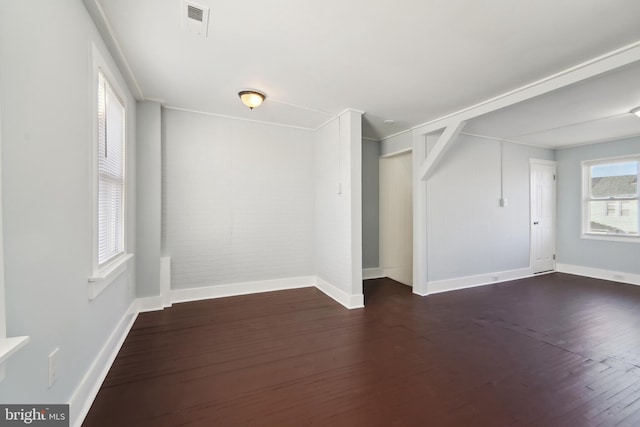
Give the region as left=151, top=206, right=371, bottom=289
left=83, top=273, right=640, bottom=426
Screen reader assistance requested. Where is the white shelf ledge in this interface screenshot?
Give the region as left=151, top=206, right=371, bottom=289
left=0, top=336, right=30, bottom=382
left=88, top=253, right=134, bottom=300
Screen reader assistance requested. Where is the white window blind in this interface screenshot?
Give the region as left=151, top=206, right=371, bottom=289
left=97, top=71, right=126, bottom=266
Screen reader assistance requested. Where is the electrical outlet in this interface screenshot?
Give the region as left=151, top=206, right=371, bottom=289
left=492, top=275, right=499, bottom=282
left=613, top=274, right=625, bottom=281
left=48, top=348, right=59, bottom=388
left=500, top=197, right=508, bottom=207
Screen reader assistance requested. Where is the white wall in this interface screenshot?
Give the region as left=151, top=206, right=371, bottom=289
left=136, top=101, right=162, bottom=297
left=426, top=135, right=554, bottom=282
left=556, top=136, right=640, bottom=274
left=162, top=109, right=315, bottom=290
left=0, top=0, right=136, bottom=413
left=362, top=140, right=379, bottom=269
left=314, top=111, right=364, bottom=305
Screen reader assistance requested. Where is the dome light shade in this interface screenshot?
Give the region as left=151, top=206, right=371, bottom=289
left=239, top=90, right=266, bottom=110
left=631, top=106, right=640, bottom=118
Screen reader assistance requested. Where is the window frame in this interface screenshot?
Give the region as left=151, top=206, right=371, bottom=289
left=88, top=44, right=133, bottom=299
left=581, top=154, right=640, bottom=243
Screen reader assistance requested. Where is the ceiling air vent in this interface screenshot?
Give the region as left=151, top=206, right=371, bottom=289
left=182, top=1, right=210, bottom=37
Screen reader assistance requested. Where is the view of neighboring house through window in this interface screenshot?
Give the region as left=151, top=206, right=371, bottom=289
left=97, top=71, right=126, bottom=265
left=583, top=156, right=639, bottom=239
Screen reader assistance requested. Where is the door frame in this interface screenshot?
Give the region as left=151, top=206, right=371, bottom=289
left=529, top=159, right=557, bottom=274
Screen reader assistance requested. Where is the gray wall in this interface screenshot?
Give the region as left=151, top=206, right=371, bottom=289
left=0, top=0, right=136, bottom=407
left=556, top=136, right=640, bottom=273
left=162, top=109, right=315, bottom=290
left=362, top=140, right=380, bottom=269
left=136, top=102, right=162, bottom=297
left=426, top=135, right=554, bottom=281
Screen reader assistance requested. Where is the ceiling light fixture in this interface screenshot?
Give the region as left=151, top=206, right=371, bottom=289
left=238, top=90, right=266, bottom=110
left=631, top=106, right=640, bottom=118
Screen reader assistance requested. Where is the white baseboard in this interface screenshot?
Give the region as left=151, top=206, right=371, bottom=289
left=315, top=277, right=364, bottom=309
left=427, top=267, right=533, bottom=295
left=362, top=268, right=385, bottom=280
left=170, top=276, right=316, bottom=304
left=556, top=263, right=640, bottom=286
left=70, top=273, right=365, bottom=426
left=70, top=301, right=138, bottom=427
left=136, top=296, right=164, bottom=313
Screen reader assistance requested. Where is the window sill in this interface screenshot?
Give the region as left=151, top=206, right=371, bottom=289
left=88, top=253, right=134, bottom=300
left=0, top=336, right=29, bottom=382
left=582, top=233, right=639, bottom=244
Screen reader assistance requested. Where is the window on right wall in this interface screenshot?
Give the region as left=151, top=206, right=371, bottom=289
left=582, top=155, right=639, bottom=242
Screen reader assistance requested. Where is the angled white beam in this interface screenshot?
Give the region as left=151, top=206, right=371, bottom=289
left=419, top=121, right=466, bottom=180
left=413, top=40, right=640, bottom=137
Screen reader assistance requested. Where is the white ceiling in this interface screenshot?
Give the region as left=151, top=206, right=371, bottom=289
left=92, top=0, right=640, bottom=141
left=466, top=61, right=640, bottom=148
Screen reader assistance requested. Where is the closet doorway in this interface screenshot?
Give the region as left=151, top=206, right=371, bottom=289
left=379, top=151, right=413, bottom=286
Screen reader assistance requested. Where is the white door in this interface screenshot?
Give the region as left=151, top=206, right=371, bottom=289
left=530, top=160, right=557, bottom=274
left=379, top=152, right=413, bottom=286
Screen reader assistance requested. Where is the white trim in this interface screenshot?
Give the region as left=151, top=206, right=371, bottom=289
left=554, top=132, right=640, bottom=150
left=529, top=159, right=558, bottom=274
left=461, top=132, right=551, bottom=149
left=88, top=253, right=134, bottom=300
left=164, top=105, right=318, bottom=131
left=380, top=147, right=412, bottom=159
left=556, top=263, right=640, bottom=286
left=70, top=301, right=138, bottom=427
left=380, top=127, right=413, bottom=142
left=170, top=276, right=316, bottom=304
left=419, top=121, right=466, bottom=180
left=581, top=233, right=640, bottom=243
left=362, top=136, right=380, bottom=142
left=160, top=257, right=172, bottom=308
left=143, top=97, right=165, bottom=104
left=136, top=296, right=164, bottom=313
left=83, top=0, right=144, bottom=100
left=411, top=131, right=428, bottom=296
left=581, top=154, right=640, bottom=243
left=0, top=336, right=30, bottom=382
left=315, top=277, right=364, bottom=309
left=529, top=158, right=558, bottom=167
left=426, top=267, right=534, bottom=295
left=268, top=97, right=336, bottom=117
left=90, top=44, right=132, bottom=296
left=71, top=275, right=360, bottom=425
left=363, top=268, right=385, bottom=280
left=0, top=337, right=29, bottom=365
left=413, top=40, right=640, bottom=136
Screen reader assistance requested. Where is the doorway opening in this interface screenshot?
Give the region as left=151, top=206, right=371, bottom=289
left=379, top=151, right=413, bottom=286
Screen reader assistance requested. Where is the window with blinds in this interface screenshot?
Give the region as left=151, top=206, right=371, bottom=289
left=97, top=71, right=126, bottom=266
left=582, top=155, right=639, bottom=241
